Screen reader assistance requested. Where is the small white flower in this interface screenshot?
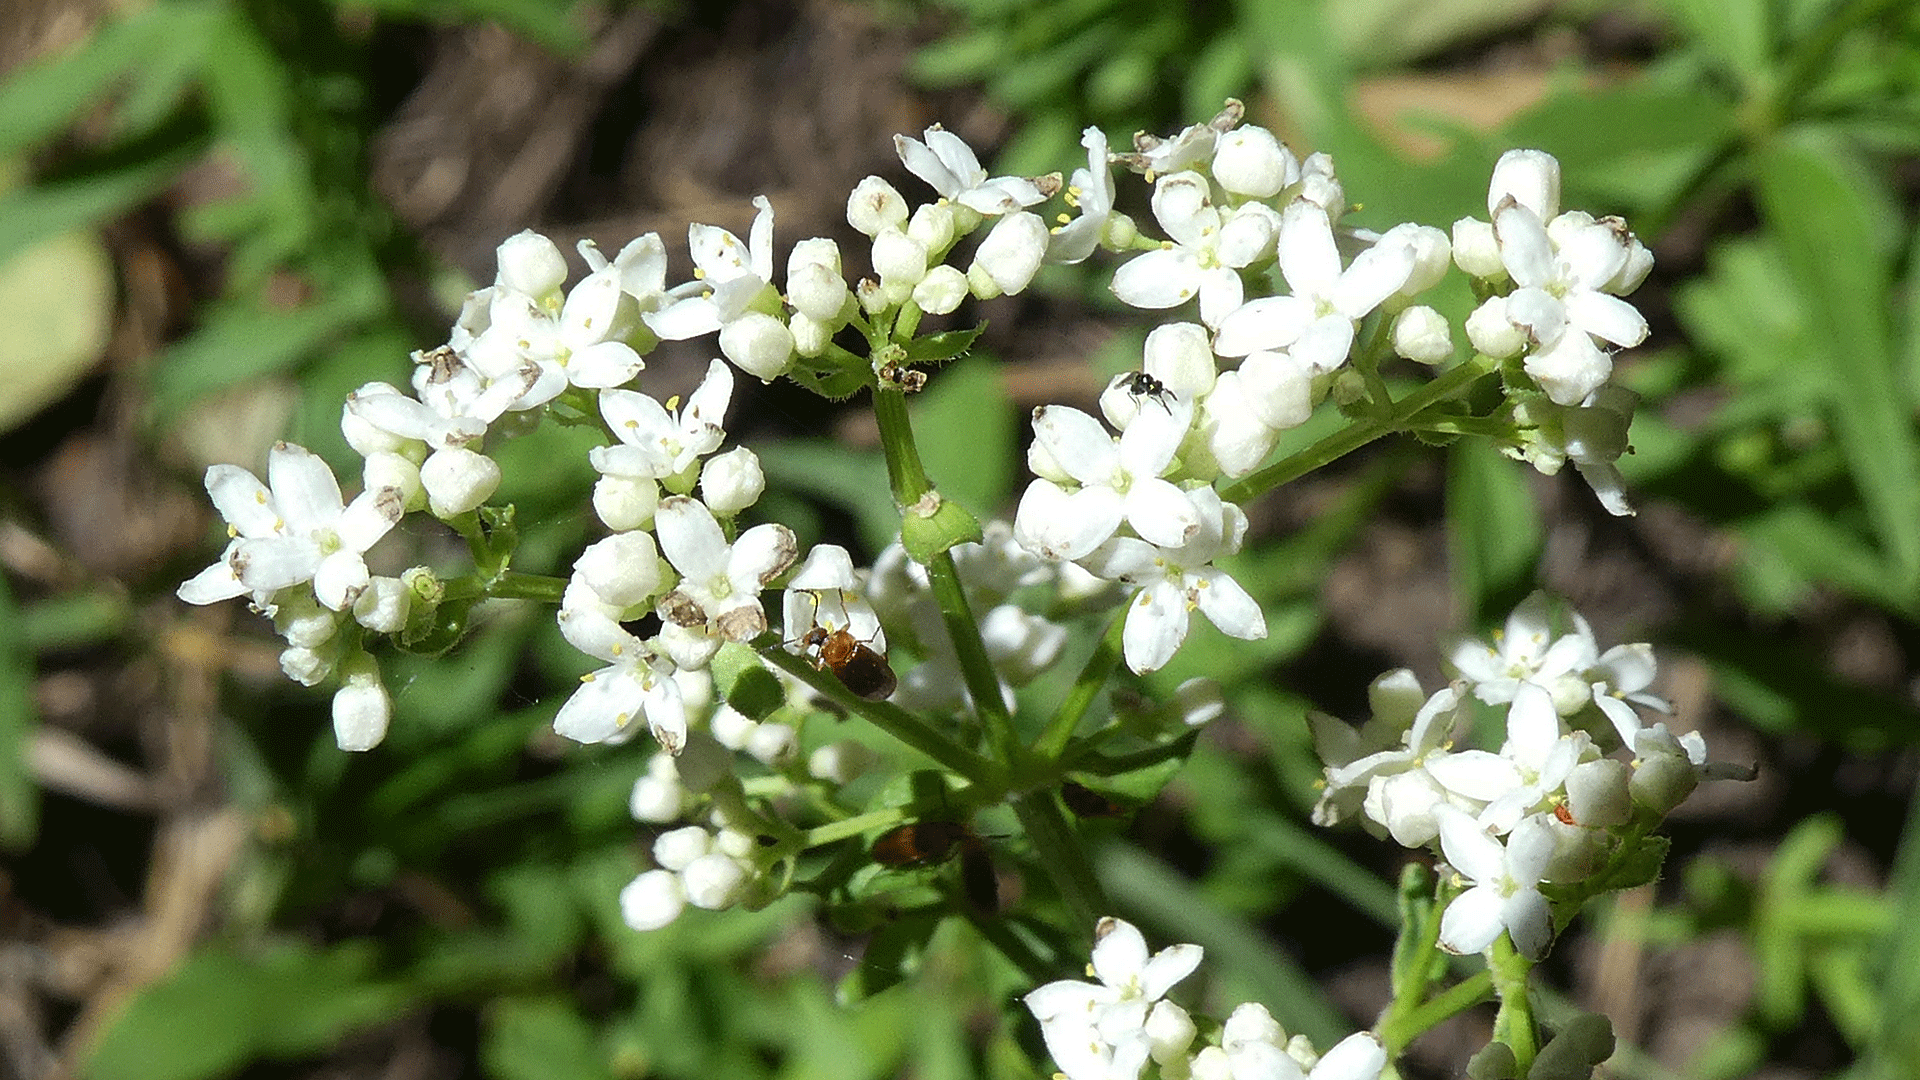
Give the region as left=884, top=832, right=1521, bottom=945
left=1496, top=205, right=1650, bottom=404
left=655, top=495, right=797, bottom=641
left=629, top=753, right=688, bottom=822
left=331, top=652, right=390, bottom=752
left=1391, top=305, right=1453, bottom=364
left=894, top=125, right=1049, bottom=217
left=1447, top=592, right=1595, bottom=707
left=1077, top=487, right=1267, bottom=673
left=177, top=443, right=403, bottom=612
left=1012, top=398, right=1201, bottom=560
left=699, top=446, right=765, bottom=515
left=1435, top=806, right=1555, bottom=959
left=619, top=869, right=686, bottom=931
left=1212, top=201, right=1415, bottom=373
left=847, top=175, right=909, bottom=236
left=554, top=581, right=688, bottom=751
left=970, top=211, right=1049, bottom=295
left=1211, top=124, right=1299, bottom=199
left=1111, top=171, right=1277, bottom=327
left=1025, top=916, right=1203, bottom=1064
left=589, top=358, right=734, bottom=481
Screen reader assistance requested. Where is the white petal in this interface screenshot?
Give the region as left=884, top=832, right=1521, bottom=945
left=1111, top=249, right=1203, bottom=310
left=1524, top=332, right=1613, bottom=406
left=1089, top=919, right=1149, bottom=987
left=1033, top=406, right=1121, bottom=485
left=655, top=496, right=730, bottom=580
left=1425, top=748, right=1522, bottom=801
left=1332, top=239, right=1415, bottom=318
left=232, top=536, right=322, bottom=592
left=643, top=295, right=724, bottom=340
left=1289, top=315, right=1356, bottom=375
left=311, top=550, right=370, bottom=611
left=1191, top=568, right=1265, bottom=640
left=1436, top=806, right=1506, bottom=882
left=895, top=132, right=961, bottom=196
left=1078, top=536, right=1160, bottom=582
left=1504, top=683, right=1562, bottom=766
left=1213, top=296, right=1312, bottom=357
left=1276, top=200, right=1341, bottom=298
left=1149, top=171, right=1218, bottom=250
left=177, top=550, right=249, bottom=605
left=1195, top=266, right=1246, bottom=329
left=1501, top=888, right=1553, bottom=959
left=567, top=341, right=644, bottom=388
left=960, top=176, right=1047, bottom=216
left=553, top=666, right=643, bottom=744
left=1123, top=581, right=1189, bottom=673
left=1505, top=812, right=1557, bottom=883
left=1438, top=885, right=1505, bottom=954
left=1138, top=943, right=1203, bottom=1001
left=205, top=465, right=278, bottom=537
left=1125, top=480, right=1203, bottom=548
left=727, top=523, right=798, bottom=589
left=1565, top=290, right=1649, bottom=347
left=267, top=444, right=345, bottom=534
left=1493, top=205, right=1553, bottom=288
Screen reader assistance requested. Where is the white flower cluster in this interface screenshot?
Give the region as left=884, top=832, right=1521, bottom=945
left=1025, top=917, right=1386, bottom=1080
left=1008, top=119, right=1655, bottom=674
left=1309, top=594, right=1744, bottom=959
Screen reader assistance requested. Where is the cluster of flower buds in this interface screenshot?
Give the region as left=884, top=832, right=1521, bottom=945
left=1026, top=917, right=1387, bottom=1080
left=1309, top=594, right=1749, bottom=958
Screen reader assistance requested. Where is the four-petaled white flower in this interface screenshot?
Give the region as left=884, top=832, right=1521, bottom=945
left=554, top=579, right=690, bottom=751
left=1025, top=916, right=1203, bottom=1075
left=1495, top=204, right=1650, bottom=405
left=655, top=495, right=798, bottom=641
left=1213, top=200, right=1416, bottom=374
left=1435, top=806, right=1555, bottom=959
left=1077, top=486, right=1267, bottom=673
left=589, top=358, right=734, bottom=481
left=1013, top=395, right=1202, bottom=561
left=177, top=443, right=402, bottom=613
left=895, top=125, right=1049, bottom=217
left=1111, top=170, right=1278, bottom=327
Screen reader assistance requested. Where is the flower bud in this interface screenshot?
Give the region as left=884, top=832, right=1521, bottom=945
left=331, top=653, right=391, bottom=752
left=1380, top=222, right=1453, bottom=298
left=908, top=201, right=957, bottom=252
left=1451, top=217, right=1504, bottom=279
left=965, top=260, right=1002, bottom=300
left=593, top=474, right=659, bottom=531
left=1607, top=231, right=1654, bottom=296
left=363, top=451, right=424, bottom=513
left=745, top=722, right=798, bottom=767
left=1239, top=350, right=1312, bottom=429
left=1222, top=1002, right=1284, bottom=1046
left=789, top=312, right=832, bottom=357
left=280, top=645, right=332, bottom=687
left=1566, top=757, right=1633, bottom=828
left=1465, top=296, right=1527, bottom=358
left=970, top=211, right=1048, bottom=295
left=619, top=869, right=685, bottom=931
left=653, top=825, right=713, bottom=871
left=352, top=575, right=411, bottom=634
left=1393, top=305, right=1454, bottom=364
left=274, top=594, right=339, bottom=650
left=912, top=265, right=969, bottom=315
left=421, top=446, right=501, bottom=518
left=847, top=176, right=908, bottom=236
left=855, top=277, right=889, bottom=315
left=629, top=758, right=687, bottom=822
left=1488, top=148, right=1561, bottom=220
left=1298, top=152, right=1345, bottom=219
left=575, top=530, right=663, bottom=608
left=710, top=704, right=758, bottom=751
left=494, top=229, right=568, bottom=298
left=700, top=446, right=765, bottom=515
left=681, top=853, right=748, bottom=909
left=718, top=312, right=795, bottom=382
left=1200, top=370, right=1281, bottom=479
left=1144, top=1001, right=1197, bottom=1065
left=787, top=254, right=850, bottom=321
left=871, top=227, right=929, bottom=286
left=1212, top=125, right=1296, bottom=198
left=1143, top=321, right=1217, bottom=397
left=1630, top=734, right=1699, bottom=815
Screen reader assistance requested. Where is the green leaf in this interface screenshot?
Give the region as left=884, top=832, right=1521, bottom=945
left=912, top=356, right=1013, bottom=515
left=81, top=945, right=405, bottom=1080
left=1865, top=791, right=1920, bottom=1074
left=1447, top=440, right=1542, bottom=627
left=0, top=573, right=38, bottom=847
left=483, top=998, right=613, bottom=1080
left=151, top=280, right=387, bottom=420
left=1755, top=136, right=1920, bottom=592
left=1663, top=0, right=1773, bottom=82
left=901, top=324, right=986, bottom=365
left=0, top=136, right=202, bottom=265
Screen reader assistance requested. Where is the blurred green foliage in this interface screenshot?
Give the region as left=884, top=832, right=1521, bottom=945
left=3, top=0, right=1918, bottom=1076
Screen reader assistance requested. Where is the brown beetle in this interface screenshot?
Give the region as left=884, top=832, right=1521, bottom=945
left=801, top=623, right=897, bottom=701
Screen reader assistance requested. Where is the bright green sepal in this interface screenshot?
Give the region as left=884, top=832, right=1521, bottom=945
left=900, top=489, right=983, bottom=563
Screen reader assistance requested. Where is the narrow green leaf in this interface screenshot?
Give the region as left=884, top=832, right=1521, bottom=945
left=0, top=573, right=39, bottom=847
left=0, top=138, right=201, bottom=264
left=0, top=1, right=218, bottom=156
left=1754, top=137, right=1920, bottom=591
left=1447, top=440, right=1542, bottom=627
left=1663, top=0, right=1773, bottom=82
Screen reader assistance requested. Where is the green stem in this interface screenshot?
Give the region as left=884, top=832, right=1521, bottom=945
left=761, top=648, right=996, bottom=782
left=1380, top=971, right=1495, bottom=1055
left=872, top=386, right=931, bottom=502
left=1218, top=353, right=1495, bottom=505
left=1488, top=934, right=1539, bottom=1073
left=1011, top=790, right=1107, bottom=928
left=925, top=550, right=1019, bottom=760
left=484, top=572, right=566, bottom=603
left=800, top=805, right=915, bottom=849
left=1034, top=606, right=1127, bottom=761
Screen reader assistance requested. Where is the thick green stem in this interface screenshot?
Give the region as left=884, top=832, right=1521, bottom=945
left=1011, top=790, right=1107, bottom=929
left=1488, top=934, right=1539, bottom=1072
left=872, top=386, right=932, bottom=502
left=1218, top=353, right=1495, bottom=505
left=1034, top=607, right=1127, bottom=761
left=924, top=550, right=1018, bottom=759
left=761, top=648, right=996, bottom=782
left=483, top=572, right=566, bottom=604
